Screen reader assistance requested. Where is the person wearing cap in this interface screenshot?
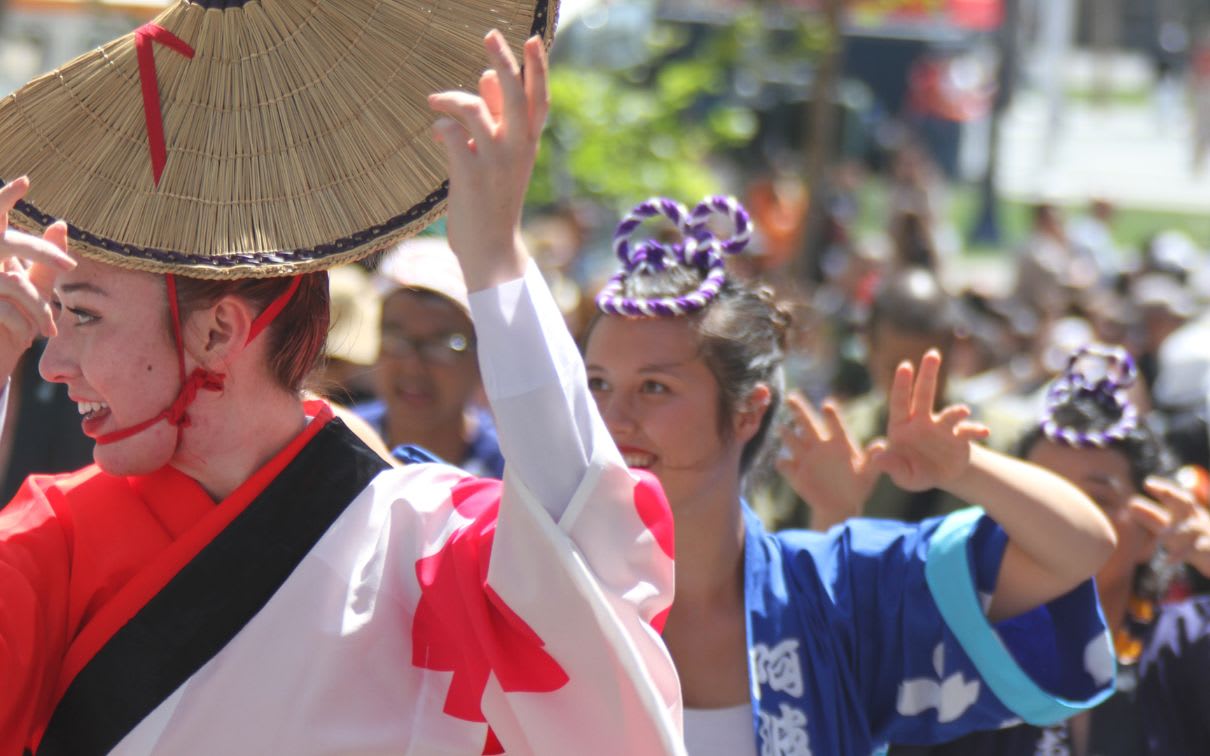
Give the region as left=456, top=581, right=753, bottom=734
left=357, top=237, right=505, bottom=478
left=1132, top=272, right=1199, bottom=392
left=0, top=7, right=682, bottom=755
left=318, top=263, right=382, bottom=406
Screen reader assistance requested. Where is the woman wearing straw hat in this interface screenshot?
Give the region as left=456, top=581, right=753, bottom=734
left=0, top=3, right=683, bottom=754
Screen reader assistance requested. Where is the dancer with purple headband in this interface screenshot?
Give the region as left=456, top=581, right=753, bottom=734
left=892, top=343, right=1210, bottom=755
left=583, top=196, right=1120, bottom=755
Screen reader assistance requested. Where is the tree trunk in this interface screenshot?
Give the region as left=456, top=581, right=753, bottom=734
left=791, top=0, right=846, bottom=283
left=971, top=0, right=1023, bottom=246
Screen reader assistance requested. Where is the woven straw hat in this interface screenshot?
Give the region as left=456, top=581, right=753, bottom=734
left=0, top=0, right=557, bottom=279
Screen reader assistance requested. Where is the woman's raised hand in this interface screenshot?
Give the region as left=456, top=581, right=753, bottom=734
left=775, top=392, right=878, bottom=531
left=0, top=177, right=74, bottom=381
left=1131, top=477, right=1210, bottom=579
left=867, top=349, right=990, bottom=492
left=428, top=30, right=549, bottom=292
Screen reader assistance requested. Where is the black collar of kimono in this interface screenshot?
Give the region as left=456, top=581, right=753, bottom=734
left=36, top=419, right=390, bottom=756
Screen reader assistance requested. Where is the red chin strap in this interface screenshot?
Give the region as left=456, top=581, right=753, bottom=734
left=94, top=274, right=303, bottom=446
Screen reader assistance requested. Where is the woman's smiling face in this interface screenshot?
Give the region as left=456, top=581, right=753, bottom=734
left=39, top=255, right=184, bottom=475
left=584, top=315, right=745, bottom=510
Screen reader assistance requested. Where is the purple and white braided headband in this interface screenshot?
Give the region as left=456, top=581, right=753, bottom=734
left=597, top=195, right=752, bottom=318
left=1042, top=343, right=1139, bottom=448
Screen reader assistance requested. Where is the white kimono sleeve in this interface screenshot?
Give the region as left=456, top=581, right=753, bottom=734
left=466, top=261, right=684, bottom=755
left=0, top=380, right=8, bottom=441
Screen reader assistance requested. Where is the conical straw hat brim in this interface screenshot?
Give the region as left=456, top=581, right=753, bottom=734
left=0, top=0, right=557, bottom=279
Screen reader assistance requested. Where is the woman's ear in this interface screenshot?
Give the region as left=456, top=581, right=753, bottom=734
left=185, top=295, right=254, bottom=369
left=734, top=383, right=773, bottom=444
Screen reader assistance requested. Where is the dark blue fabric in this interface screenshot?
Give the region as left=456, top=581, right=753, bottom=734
left=893, top=596, right=1210, bottom=756
left=1138, top=595, right=1210, bottom=755
left=391, top=445, right=442, bottom=466
left=741, top=506, right=1113, bottom=755
left=354, top=400, right=505, bottom=478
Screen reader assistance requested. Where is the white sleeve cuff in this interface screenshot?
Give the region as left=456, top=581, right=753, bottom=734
left=468, top=261, right=581, bottom=403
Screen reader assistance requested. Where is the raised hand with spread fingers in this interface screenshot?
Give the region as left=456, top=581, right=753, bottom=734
left=1131, top=476, right=1210, bottom=578
left=776, top=392, right=879, bottom=531
left=873, top=353, right=1118, bottom=621
left=865, top=349, right=990, bottom=492
left=428, top=30, right=549, bottom=292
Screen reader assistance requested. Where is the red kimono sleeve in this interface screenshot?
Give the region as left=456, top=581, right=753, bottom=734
left=0, top=479, right=72, bottom=755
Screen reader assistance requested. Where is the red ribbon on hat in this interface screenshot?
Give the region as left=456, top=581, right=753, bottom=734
left=135, top=23, right=194, bottom=186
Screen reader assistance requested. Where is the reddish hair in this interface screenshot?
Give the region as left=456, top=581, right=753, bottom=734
left=171, top=272, right=330, bottom=392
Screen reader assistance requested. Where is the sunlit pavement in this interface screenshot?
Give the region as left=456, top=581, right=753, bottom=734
left=998, top=88, right=1210, bottom=214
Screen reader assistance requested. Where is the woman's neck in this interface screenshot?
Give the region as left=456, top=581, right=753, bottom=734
left=668, top=475, right=747, bottom=611
left=659, top=464, right=753, bottom=710
left=174, top=384, right=308, bottom=501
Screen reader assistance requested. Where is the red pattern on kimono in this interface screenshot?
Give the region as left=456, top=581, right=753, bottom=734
left=1, top=404, right=682, bottom=755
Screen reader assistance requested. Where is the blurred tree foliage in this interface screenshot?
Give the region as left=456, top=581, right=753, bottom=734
left=528, top=5, right=832, bottom=211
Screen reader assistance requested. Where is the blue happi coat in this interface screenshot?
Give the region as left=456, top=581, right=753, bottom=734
left=740, top=505, right=1115, bottom=755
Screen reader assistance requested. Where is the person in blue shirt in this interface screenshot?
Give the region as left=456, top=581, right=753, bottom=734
left=582, top=196, right=1119, bottom=755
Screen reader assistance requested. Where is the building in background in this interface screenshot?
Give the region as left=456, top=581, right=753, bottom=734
left=0, top=0, right=167, bottom=95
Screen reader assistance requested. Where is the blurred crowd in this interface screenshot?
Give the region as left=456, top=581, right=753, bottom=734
left=9, top=139, right=1209, bottom=531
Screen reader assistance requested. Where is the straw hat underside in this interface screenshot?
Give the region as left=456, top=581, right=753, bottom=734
left=0, top=0, right=556, bottom=278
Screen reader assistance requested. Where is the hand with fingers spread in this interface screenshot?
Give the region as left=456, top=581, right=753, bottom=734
left=867, top=349, right=990, bottom=493
left=1131, top=477, right=1210, bottom=578
left=0, top=177, right=75, bottom=382
left=776, top=392, right=878, bottom=531
left=428, top=30, right=549, bottom=292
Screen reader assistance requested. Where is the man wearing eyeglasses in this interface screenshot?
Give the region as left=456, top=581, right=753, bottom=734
left=356, top=238, right=506, bottom=478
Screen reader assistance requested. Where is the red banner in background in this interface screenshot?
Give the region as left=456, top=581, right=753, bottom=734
left=660, top=0, right=1003, bottom=33
left=778, top=0, right=1002, bottom=30
left=948, top=0, right=1002, bottom=30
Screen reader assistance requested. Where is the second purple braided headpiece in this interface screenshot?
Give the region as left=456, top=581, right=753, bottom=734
left=1042, top=343, right=1140, bottom=448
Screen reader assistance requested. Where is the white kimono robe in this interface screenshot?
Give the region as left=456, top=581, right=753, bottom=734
left=0, top=263, right=683, bottom=755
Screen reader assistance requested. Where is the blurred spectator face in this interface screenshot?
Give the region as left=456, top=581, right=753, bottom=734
left=374, top=289, right=479, bottom=440
left=1031, top=203, right=1065, bottom=239
left=745, top=168, right=810, bottom=272
left=869, top=322, right=952, bottom=397
left=1134, top=274, right=1196, bottom=351
left=1083, top=290, right=1140, bottom=354
left=867, top=268, right=955, bottom=400
left=524, top=212, right=582, bottom=270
